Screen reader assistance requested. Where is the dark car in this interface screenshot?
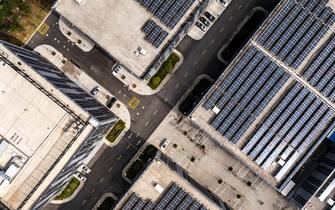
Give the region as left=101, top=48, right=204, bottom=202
left=195, top=21, right=207, bottom=32
left=106, top=97, right=117, bottom=108
left=204, top=12, right=215, bottom=22
left=199, top=17, right=210, bottom=27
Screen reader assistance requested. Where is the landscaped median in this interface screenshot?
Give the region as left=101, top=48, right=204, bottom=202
left=105, top=120, right=126, bottom=143
left=148, top=52, right=181, bottom=90
left=124, top=145, right=158, bottom=182
left=54, top=177, right=80, bottom=201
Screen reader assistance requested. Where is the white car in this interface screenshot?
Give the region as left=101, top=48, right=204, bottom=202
left=112, top=64, right=123, bottom=76
left=78, top=164, right=91, bottom=174
left=76, top=172, right=87, bottom=182
left=160, top=139, right=170, bottom=150
left=91, top=86, right=101, bottom=96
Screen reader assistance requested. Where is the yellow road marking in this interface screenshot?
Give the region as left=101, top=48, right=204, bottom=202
left=38, top=23, right=49, bottom=35
left=128, top=97, right=141, bottom=109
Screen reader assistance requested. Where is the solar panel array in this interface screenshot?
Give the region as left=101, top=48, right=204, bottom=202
left=135, top=0, right=196, bottom=29
left=256, top=0, right=335, bottom=69
left=142, top=20, right=169, bottom=48
left=121, top=184, right=209, bottom=210
left=204, top=46, right=291, bottom=144
left=300, top=34, right=335, bottom=102
left=242, top=82, right=335, bottom=181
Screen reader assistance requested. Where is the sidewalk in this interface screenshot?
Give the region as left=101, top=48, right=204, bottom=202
left=34, top=45, right=131, bottom=144
left=113, top=49, right=183, bottom=96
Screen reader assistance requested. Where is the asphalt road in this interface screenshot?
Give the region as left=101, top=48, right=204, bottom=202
left=26, top=0, right=279, bottom=209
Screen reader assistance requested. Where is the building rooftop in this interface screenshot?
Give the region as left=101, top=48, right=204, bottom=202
left=0, top=42, right=95, bottom=210
left=192, top=0, right=335, bottom=186
left=54, top=0, right=199, bottom=77
left=115, top=157, right=223, bottom=210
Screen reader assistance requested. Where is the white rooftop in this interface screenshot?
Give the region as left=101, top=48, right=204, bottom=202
left=0, top=62, right=67, bottom=157
left=54, top=0, right=197, bottom=77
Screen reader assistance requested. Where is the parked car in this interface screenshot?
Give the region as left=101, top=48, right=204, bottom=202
left=199, top=17, right=211, bottom=27
left=76, top=172, right=87, bottom=182
left=78, top=164, right=91, bottom=174
left=91, top=86, right=101, bottom=96
left=195, top=21, right=207, bottom=32
left=112, top=64, right=123, bottom=76
left=160, top=139, right=170, bottom=150
left=204, top=12, right=216, bottom=22
left=216, top=0, right=229, bottom=7
left=106, top=96, right=117, bottom=108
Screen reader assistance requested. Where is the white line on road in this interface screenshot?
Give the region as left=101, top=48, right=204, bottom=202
left=108, top=166, right=113, bottom=172
left=117, top=155, right=122, bottom=160
left=128, top=133, right=133, bottom=139
left=99, top=177, right=104, bottom=183
left=175, top=83, right=180, bottom=89
left=193, top=61, right=198, bottom=66
left=229, top=16, right=234, bottom=21
left=184, top=72, right=189, bottom=78
left=82, top=200, right=86, bottom=206
left=210, top=38, right=216, bottom=44
left=164, top=98, right=169, bottom=102
left=201, top=49, right=207, bottom=55
left=238, top=5, right=243, bottom=10
left=220, top=26, right=224, bottom=33
left=136, top=132, right=141, bottom=137
left=153, top=110, right=158, bottom=116
left=136, top=140, right=141, bottom=145
left=91, top=188, right=96, bottom=194
left=145, top=121, right=150, bottom=127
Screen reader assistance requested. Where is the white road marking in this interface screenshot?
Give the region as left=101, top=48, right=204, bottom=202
left=229, top=16, right=233, bottom=21
left=136, top=132, right=141, bottom=137
left=238, top=5, right=243, bottom=10
left=193, top=61, right=198, bottom=66
left=91, top=188, right=96, bottom=193
left=220, top=26, right=224, bottom=32
left=117, top=155, right=122, bottom=160
left=153, top=110, right=158, bottom=116
left=82, top=200, right=86, bottom=205
left=128, top=133, right=133, bottom=139
left=136, top=140, right=141, bottom=145
left=99, top=177, right=104, bottom=183
left=145, top=121, right=150, bottom=127
left=210, top=38, right=216, bottom=44
left=184, top=72, right=189, bottom=77
left=175, top=83, right=180, bottom=89
left=108, top=166, right=113, bottom=172
left=201, top=49, right=206, bottom=55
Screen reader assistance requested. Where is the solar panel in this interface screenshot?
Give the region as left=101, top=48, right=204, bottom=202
left=141, top=0, right=153, bottom=8
left=161, top=0, right=185, bottom=26
left=189, top=201, right=202, bottom=210
left=146, top=25, right=162, bottom=43
left=153, top=30, right=169, bottom=48
left=122, top=194, right=140, bottom=210
left=148, top=0, right=165, bottom=14
left=142, top=20, right=157, bottom=35
left=154, top=184, right=180, bottom=210
left=155, top=0, right=175, bottom=19
left=177, top=195, right=195, bottom=210
left=165, top=190, right=187, bottom=210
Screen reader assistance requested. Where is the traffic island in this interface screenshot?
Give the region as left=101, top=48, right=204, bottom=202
left=148, top=52, right=181, bottom=90
left=51, top=177, right=83, bottom=204
left=123, top=144, right=158, bottom=183
left=104, top=120, right=126, bottom=146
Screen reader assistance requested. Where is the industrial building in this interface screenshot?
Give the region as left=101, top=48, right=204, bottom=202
left=114, top=151, right=227, bottom=210
left=0, top=41, right=118, bottom=210
left=191, top=0, right=335, bottom=208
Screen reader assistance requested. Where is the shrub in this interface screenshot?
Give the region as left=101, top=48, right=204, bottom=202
left=148, top=52, right=180, bottom=89
left=54, top=177, right=80, bottom=200
left=106, top=120, right=126, bottom=143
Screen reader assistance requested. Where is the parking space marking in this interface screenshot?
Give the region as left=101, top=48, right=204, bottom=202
left=108, top=166, right=113, bottom=172
left=90, top=188, right=96, bottom=194
left=144, top=121, right=150, bottom=127
left=220, top=26, right=225, bottom=33
left=117, top=155, right=122, bottom=160
left=99, top=177, right=104, bottom=183
left=229, top=16, right=234, bottom=21
left=201, top=49, right=207, bottom=55
left=128, top=97, right=141, bottom=109
left=82, top=200, right=86, bottom=206
left=153, top=110, right=158, bottom=116
left=193, top=61, right=198, bottom=66
left=184, top=72, right=189, bottom=78
left=38, top=23, right=49, bottom=35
